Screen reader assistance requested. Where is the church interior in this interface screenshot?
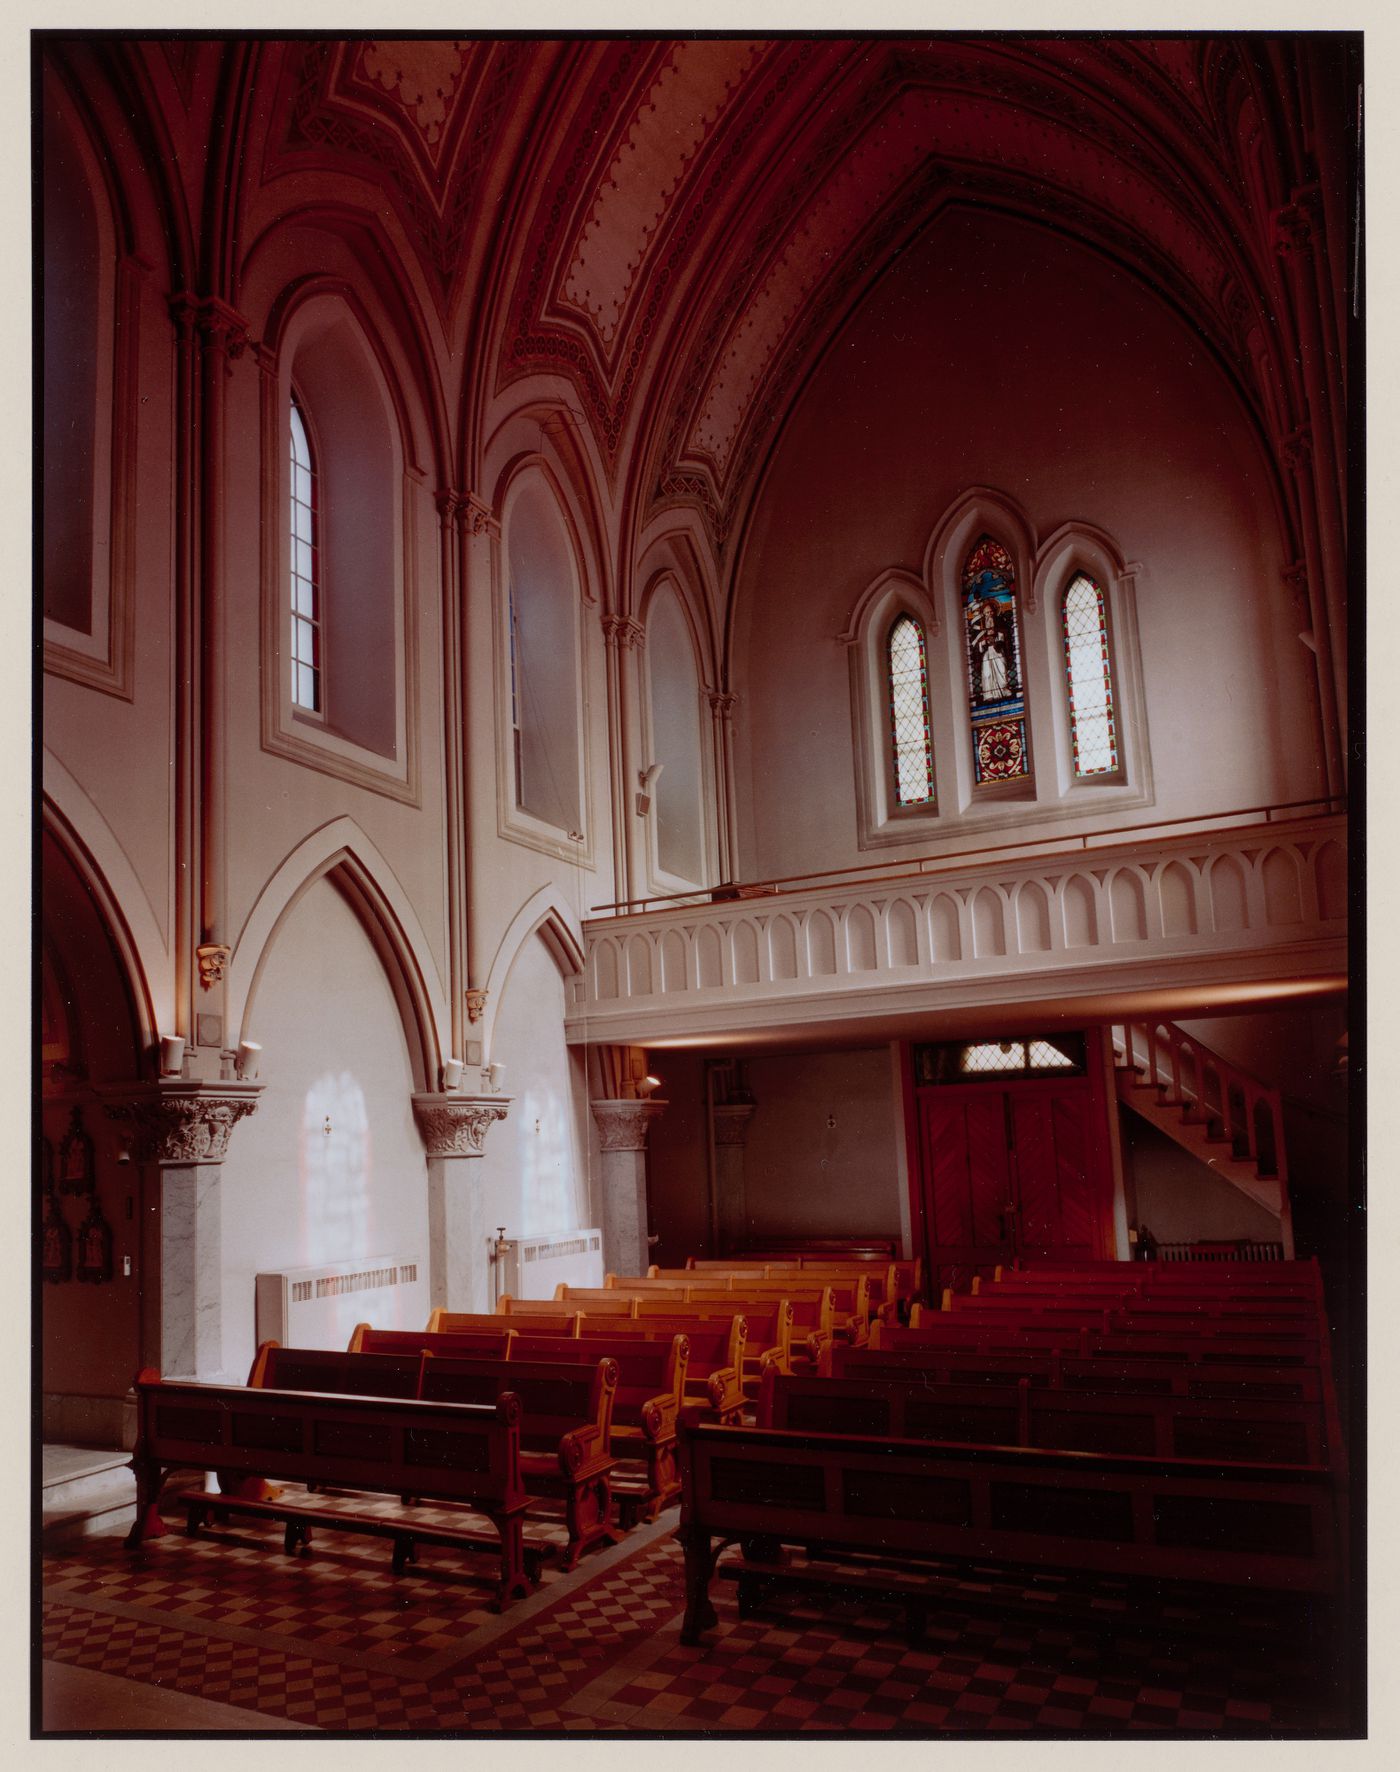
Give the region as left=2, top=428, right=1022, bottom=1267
left=37, top=31, right=1358, bottom=1737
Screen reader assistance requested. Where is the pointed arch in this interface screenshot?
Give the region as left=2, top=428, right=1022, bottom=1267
left=479, top=886, right=587, bottom=1064
left=229, top=818, right=447, bottom=1092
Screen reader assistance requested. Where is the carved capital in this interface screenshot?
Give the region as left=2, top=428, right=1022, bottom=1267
left=712, top=1102, right=757, bottom=1147
left=462, top=492, right=496, bottom=537
left=707, top=691, right=738, bottom=720
left=1283, top=427, right=1313, bottom=476
left=602, top=614, right=646, bottom=652
left=465, top=987, right=488, bottom=1024
left=171, top=293, right=251, bottom=366
left=196, top=943, right=232, bottom=990
left=1272, top=201, right=1314, bottom=260
left=412, top=1092, right=511, bottom=1157
left=101, top=1082, right=262, bottom=1165
left=1282, top=559, right=1309, bottom=595
left=590, top=1098, right=667, bottom=1152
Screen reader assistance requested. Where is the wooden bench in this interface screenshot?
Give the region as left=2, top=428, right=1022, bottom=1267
left=509, top=1332, right=688, bottom=1522
left=418, top=1355, right=619, bottom=1569
left=247, top=1342, right=426, bottom=1398
left=734, top=1236, right=900, bottom=1262
left=126, top=1368, right=534, bottom=1608
left=432, top=1305, right=582, bottom=1334
left=675, top=1412, right=1343, bottom=1645
left=674, top=1260, right=907, bottom=1323
left=632, top=1298, right=790, bottom=1393
left=832, top=1340, right=1331, bottom=1407
left=578, top=1315, right=747, bottom=1423
left=348, top=1323, right=517, bottom=1359
left=757, top=1367, right=1336, bottom=1466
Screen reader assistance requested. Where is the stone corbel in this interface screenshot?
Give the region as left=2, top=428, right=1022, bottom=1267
left=196, top=943, right=232, bottom=990
left=712, top=1102, right=757, bottom=1147
left=590, top=1099, right=668, bottom=1152
left=465, top=988, right=489, bottom=1025
left=602, top=614, right=646, bottom=653
left=100, top=1081, right=263, bottom=1165
left=412, top=1093, right=513, bottom=1158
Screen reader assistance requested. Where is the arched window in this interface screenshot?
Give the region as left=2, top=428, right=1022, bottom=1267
left=962, top=534, right=1030, bottom=785
left=1062, top=571, right=1118, bottom=776
left=886, top=614, right=934, bottom=807
left=289, top=395, right=321, bottom=715
left=646, top=581, right=710, bottom=885
left=504, top=479, right=583, bottom=836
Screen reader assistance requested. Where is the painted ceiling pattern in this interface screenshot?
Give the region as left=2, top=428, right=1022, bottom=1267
left=221, top=35, right=1295, bottom=550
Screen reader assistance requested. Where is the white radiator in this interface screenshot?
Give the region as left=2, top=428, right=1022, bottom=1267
left=255, top=1254, right=427, bottom=1349
left=500, top=1229, right=604, bottom=1300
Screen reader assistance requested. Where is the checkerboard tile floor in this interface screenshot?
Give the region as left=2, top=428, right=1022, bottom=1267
left=41, top=1490, right=1347, bottom=1735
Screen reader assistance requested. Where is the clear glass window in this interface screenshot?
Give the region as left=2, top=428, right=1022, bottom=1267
left=289, top=396, right=321, bottom=714
left=1063, top=571, right=1119, bottom=775
left=887, top=614, right=935, bottom=807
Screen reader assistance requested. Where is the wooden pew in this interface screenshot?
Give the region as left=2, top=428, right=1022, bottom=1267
left=418, top=1355, right=619, bottom=1569
left=676, top=1286, right=839, bottom=1370
left=508, top=1332, right=688, bottom=1522
left=578, top=1315, right=747, bottom=1423
left=832, top=1339, right=1331, bottom=1407
left=247, top=1342, right=425, bottom=1399
left=126, top=1368, right=535, bottom=1607
left=938, top=1296, right=1326, bottom=1351
left=757, top=1367, right=1335, bottom=1466
left=890, top=1313, right=1326, bottom=1370
left=672, top=1260, right=908, bottom=1323
left=734, top=1235, right=900, bottom=1262
left=633, top=1298, right=791, bottom=1392
left=675, top=1411, right=1343, bottom=1644
left=431, top=1305, right=581, bottom=1334
left=349, top=1323, right=516, bottom=1359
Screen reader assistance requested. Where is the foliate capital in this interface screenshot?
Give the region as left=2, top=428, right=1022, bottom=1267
left=412, top=1093, right=512, bottom=1157
left=101, top=1082, right=262, bottom=1165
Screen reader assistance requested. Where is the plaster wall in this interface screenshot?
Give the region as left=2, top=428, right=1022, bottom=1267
left=475, top=933, right=594, bottom=1264
left=217, top=876, right=429, bottom=1379
left=739, top=1048, right=902, bottom=1241
left=733, top=208, right=1324, bottom=883
left=1120, top=1110, right=1282, bottom=1246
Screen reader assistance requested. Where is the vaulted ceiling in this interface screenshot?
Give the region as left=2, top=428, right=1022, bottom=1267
left=101, top=35, right=1343, bottom=575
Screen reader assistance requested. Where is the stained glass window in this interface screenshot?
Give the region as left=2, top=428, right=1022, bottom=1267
left=1063, top=572, right=1118, bottom=776
left=886, top=614, right=935, bottom=807
left=962, top=534, right=1030, bottom=784
left=913, top=1035, right=1087, bottom=1083
left=289, top=396, right=321, bottom=714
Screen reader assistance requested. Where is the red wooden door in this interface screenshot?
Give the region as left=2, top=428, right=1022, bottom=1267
left=912, top=1073, right=1109, bottom=1291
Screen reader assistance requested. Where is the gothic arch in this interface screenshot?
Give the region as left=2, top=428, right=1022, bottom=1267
left=479, top=886, right=587, bottom=1062
left=229, top=818, right=446, bottom=1092
left=41, top=757, right=161, bottom=1055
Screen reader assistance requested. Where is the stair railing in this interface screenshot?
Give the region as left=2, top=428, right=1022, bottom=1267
left=1110, top=1019, right=1289, bottom=1191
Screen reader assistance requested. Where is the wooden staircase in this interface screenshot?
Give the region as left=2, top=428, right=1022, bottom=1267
left=1109, top=1020, right=1295, bottom=1257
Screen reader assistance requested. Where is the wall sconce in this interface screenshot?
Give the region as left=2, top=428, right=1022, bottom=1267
left=636, top=762, right=663, bottom=816
left=235, top=1040, right=262, bottom=1081
left=441, top=1057, right=464, bottom=1092
left=158, top=1034, right=185, bottom=1077
left=488, top=1062, right=506, bottom=1093
left=637, top=1074, right=663, bottom=1099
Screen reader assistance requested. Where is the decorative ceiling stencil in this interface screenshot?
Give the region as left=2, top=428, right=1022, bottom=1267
left=266, top=37, right=529, bottom=302
left=357, top=40, right=474, bottom=160
left=560, top=39, right=765, bottom=347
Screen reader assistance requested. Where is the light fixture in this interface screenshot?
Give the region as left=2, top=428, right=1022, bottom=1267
left=235, top=1039, right=262, bottom=1081
left=488, top=1062, right=506, bottom=1092
left=158, top=1034, right=185, bottom=1077
left=637, top=1074, right=663, bottom=1099
left=441, top=1057, right=464, bottom=1092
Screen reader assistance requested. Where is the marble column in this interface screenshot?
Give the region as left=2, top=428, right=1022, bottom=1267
left=590, top=1100, right=667, bottom=1278
left=101, top=1081, right=261, bottom=1381
left=712, top=1101, right=757, bottom=1253
left=413, top=1093, right=513, bottom=1315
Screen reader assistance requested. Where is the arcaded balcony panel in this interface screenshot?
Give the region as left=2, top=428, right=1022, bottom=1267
left=565, top=815, right=1347, bottom=1045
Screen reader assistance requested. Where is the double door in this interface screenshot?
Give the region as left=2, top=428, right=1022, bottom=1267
left=913, top=1076, right=1111, bottom=1287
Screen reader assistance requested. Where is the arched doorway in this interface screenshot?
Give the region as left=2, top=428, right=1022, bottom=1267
left=40, top=828, right=144, bottom=1447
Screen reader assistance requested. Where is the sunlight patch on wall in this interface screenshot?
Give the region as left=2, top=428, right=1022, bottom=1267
left=300, top=1071, right=374, bottom=1265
